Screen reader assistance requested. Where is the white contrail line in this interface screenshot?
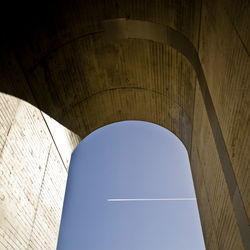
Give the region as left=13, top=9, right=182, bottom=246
left=107, top=198, right=196, bottom=202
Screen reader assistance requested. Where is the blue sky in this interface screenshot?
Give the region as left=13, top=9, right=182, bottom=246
left=57, top=121, right=205, bottom=250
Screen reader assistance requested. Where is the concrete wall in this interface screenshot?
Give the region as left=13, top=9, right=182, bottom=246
left=193, top=1, right=249, bottom=248
left=191, top=84, right=244, bottom=249
left=0, top=0, right=249, bottom=249
left=200, top=0, right=250, bottom=223
left=0, top=93, right=81, bottom=249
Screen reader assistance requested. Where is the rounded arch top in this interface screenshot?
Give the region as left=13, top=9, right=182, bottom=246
left=73, top=120, right=191, bottom=157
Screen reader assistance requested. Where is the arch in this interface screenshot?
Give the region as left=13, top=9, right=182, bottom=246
left=58, top=120, right=205, bottom=250
left=0, top=1, right=249, bottom=249
left=1, top=19, right=248, bottom=247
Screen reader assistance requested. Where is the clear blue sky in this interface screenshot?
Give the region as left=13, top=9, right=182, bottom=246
left=57, top=121, right=205, bottom=250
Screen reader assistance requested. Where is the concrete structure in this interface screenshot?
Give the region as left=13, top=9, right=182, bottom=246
left=0, top=0, right=249, bottom=249
left=0, top=93, right=81, bottom=249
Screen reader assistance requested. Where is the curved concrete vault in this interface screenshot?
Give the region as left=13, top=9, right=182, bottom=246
left=0, top=0, right=249, bottom=249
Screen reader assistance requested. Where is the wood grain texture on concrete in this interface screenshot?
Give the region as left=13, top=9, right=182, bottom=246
left=200, top=0, right=250, bottom=223
left=0, top=0, right=249, bottom=249
left=0, top=94, right=81, bottom=249
left=191, top=83, right=244, bottom=250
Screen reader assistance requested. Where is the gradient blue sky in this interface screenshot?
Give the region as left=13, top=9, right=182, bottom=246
left=57, top=121, right=205, bottom=250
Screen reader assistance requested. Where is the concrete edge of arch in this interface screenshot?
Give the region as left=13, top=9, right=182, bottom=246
left=101, top=18, right=250, bottom=248
left=0, top=17, right=248, bottom=249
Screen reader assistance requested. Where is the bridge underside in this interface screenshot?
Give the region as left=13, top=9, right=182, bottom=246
left=0, top=0, right=249, bottom=249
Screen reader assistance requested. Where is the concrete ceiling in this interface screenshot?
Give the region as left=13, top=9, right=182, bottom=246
left=0, top=0, right=200, bottom=150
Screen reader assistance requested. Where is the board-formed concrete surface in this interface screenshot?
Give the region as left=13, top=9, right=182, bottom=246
left=0, top=0, right=249, bottom=249
left=0, top=93, right=81, bottom=249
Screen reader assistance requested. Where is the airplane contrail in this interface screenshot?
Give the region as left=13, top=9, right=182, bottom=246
left=107, top=198, right=196, bottom=202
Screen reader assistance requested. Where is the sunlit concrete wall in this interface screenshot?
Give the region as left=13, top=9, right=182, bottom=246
left=0, top=93, right=80, bottom=249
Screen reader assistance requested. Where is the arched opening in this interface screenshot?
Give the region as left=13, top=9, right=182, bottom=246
left=0, top=1, right=248, bottom=247
left=58, top=121, right=205, bottom=250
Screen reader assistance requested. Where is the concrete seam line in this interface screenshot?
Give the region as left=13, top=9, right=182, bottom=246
left=27, top=143, right=52, bottom=249
left=102, top=18, right=250, bottom=248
